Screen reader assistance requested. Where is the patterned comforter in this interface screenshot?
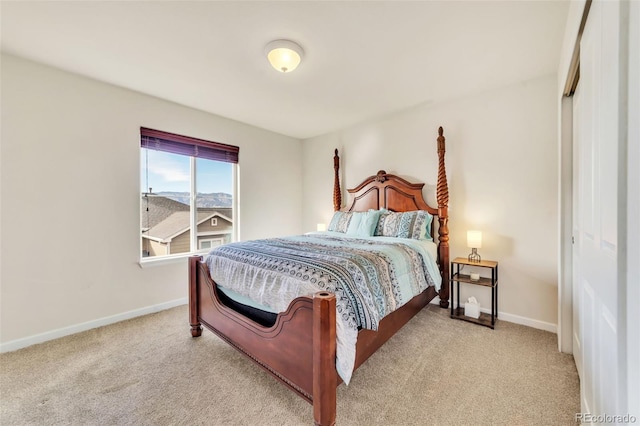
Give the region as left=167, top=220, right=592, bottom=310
left=205, top=232, right=441, bottom=384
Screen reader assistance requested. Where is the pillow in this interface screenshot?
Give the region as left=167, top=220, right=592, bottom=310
left=345, top=212, right=363, bottom=236
left=422, top=211, right=434, bottom=241
left=378, top=210, right=433, bottom=240
left=373, top=209, right=390, bottom=236
left=327, top=211, right=353, bottom=233
left=346, top=210, right=382, bottom=237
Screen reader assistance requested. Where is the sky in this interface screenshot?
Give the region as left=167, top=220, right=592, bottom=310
left=140, top=149, right=233, bottom=194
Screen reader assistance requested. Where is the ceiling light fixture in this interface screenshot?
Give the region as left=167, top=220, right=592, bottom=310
left=265, top=39, right=304, bottom=73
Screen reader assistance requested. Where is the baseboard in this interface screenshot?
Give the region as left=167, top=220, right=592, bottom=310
left=0, top=298, right=188, bottom=353
left=496, top=310, right=557, bottom=333
left=2, top=296, right=556, bottom=353
left=437, top=299, right=558, bottom=333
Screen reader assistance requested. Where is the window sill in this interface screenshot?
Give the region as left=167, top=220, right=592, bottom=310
left=138, top=252, right=207, bottom=269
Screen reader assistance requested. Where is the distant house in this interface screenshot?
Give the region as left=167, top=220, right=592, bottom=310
left=141, top=195, right=232, bottom=257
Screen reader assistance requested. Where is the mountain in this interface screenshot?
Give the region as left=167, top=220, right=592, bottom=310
left=155, top=192, right=232, bottom=208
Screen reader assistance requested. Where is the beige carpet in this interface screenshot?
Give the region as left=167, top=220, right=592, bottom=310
left=0, top=304, right=579, bottom=425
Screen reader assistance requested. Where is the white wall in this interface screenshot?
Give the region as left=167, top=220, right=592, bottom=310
left=302, top=75, right=559, bottom=329
left=0, top=54, right=302, bottom=347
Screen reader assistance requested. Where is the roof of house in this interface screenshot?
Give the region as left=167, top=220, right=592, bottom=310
left=144, top=209, right=232, bottom=242
left=141, top=195, right=189, bottom=229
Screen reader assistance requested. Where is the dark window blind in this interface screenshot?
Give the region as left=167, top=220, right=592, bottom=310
left=140, top=127, right=239, bottom=163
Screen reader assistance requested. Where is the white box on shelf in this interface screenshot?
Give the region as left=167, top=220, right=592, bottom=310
left=464, top=297, right=481, bottom=319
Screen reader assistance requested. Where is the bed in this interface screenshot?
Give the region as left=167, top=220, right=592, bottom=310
left=189, top=127, right=450, bottom=426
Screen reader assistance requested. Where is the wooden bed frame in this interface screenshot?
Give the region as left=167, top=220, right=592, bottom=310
left=189, top=127, right=450, bottom=426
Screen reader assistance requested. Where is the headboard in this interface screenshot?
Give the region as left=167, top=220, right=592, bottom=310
left=331, top=127, right=450, bottom=308
left=345, top=171, right=437, bottom=216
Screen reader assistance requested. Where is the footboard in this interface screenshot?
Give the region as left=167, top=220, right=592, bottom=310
left=189, top=256, right=337, bottom=426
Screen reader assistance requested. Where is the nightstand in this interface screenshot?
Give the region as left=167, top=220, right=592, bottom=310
left=450, top=257, right=498, bottom=329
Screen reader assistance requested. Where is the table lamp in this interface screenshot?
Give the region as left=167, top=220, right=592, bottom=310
left=467, top=230, right=482, bottom=263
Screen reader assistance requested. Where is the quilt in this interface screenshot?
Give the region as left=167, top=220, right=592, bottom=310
left=205, top=232, right=441, bottom=384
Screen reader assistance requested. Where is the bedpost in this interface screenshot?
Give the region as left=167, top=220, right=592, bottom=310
left=313, top=292, right=337, bottom=426
left=436, top=127, right=450, bottom=309
left=189, top=256, right=203, bottom=337
left=333, top=149, right=341, bottom=211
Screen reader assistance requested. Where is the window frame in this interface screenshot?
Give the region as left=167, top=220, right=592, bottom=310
left=139, top=128, right=239, bottom=266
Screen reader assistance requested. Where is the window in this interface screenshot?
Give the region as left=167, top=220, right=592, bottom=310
left=198, top=238, right=225, bottom=250
left=140, top=127, right=238, bottom=260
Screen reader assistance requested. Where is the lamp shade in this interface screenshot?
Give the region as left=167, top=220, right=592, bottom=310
left=265, top=40, right=303, bottom=73
left=317, top=223, right=327, bottom=232
left=467, top=230, right=482, bottom=248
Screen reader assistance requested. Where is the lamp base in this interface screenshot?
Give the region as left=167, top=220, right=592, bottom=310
left=468, top=248, right=481, bottom=263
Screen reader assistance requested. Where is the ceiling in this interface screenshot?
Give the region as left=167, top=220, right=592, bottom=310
left=1, top=1, right=569, bottom=139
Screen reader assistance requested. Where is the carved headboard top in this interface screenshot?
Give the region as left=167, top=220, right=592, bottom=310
left=344, top=170, right=437, bottom=216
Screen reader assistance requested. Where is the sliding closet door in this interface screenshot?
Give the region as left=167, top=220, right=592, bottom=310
left=575, top=0, right=621, bottom=415
left=572, top=84, right=582, bottom=379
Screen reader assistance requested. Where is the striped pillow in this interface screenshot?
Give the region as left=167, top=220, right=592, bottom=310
left=327, top=211, right=353, bottom=233
left=373, top=209, right=391, bottom=236
left=376, top=210, right=433, bottom=240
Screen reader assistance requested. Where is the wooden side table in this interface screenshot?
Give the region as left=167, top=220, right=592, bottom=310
left=450, top=257, right=498, bottom=329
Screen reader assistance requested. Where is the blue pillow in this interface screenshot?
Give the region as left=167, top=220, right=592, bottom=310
left=346, top=210, right=381, bottom=237
left=420, top=211, right=434, bottom=241
left=345, top=212, right=363, bottom=235
left=418, top=210, right=433, bottom=241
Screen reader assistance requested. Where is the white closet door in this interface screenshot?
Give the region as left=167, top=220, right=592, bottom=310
left=575, top=0, right=621, bottom=415
left=572, top=84, right=582, bottom=379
